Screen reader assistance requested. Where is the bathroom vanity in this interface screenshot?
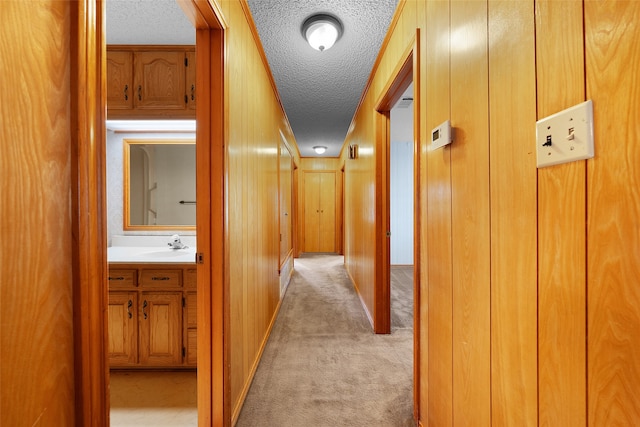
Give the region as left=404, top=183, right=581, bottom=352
left=107, top=245, right=197, bottom=369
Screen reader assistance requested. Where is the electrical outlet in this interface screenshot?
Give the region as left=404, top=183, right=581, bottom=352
left=536, top=100, right=594, bottom=168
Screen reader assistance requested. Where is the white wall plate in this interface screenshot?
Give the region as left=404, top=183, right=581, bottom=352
left=431, top=120, right=452, bottom=150
left=536, top=100, right=594, bottom=168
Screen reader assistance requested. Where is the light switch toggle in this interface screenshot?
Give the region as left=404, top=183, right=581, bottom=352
left=536, top=100, right=594, bottom=168
left=567, top=127, right=575, bottom=141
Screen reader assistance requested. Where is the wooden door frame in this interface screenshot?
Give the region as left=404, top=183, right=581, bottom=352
left=373, top=38, right=416, bottom=334
left=373, top=33, right=421, bottom=419
left=72, top=1, right=109, bottom=424
left=178, top=1, right=228, bottom=425
left=73, top=0, right=228, bottom=425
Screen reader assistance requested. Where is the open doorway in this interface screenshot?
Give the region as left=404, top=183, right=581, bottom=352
left=104, top=2, right=198, bottom=425
left=101, top=1, right=228, bottom=426
left=373, top=43, right=419, bottom=417
left=389, top=85, right=415, bottom=333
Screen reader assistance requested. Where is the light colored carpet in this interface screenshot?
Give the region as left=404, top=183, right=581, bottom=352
left=391, top=265, right=414, bottom=331
left=236, top=254, right=414, bottom=427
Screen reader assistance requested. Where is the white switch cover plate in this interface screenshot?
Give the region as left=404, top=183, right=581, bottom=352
left=431, top=120, right=452, bottom=150
left=536, top=100, right=594, bottom=168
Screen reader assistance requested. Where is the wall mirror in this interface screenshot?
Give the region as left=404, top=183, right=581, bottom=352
left=123, top=138, right=196, bottom=230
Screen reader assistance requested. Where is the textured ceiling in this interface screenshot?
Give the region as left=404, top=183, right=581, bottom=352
left=106, top=0, right=399, bottom=157
left=246, top=0, right=399, bottom=157
left=106, top=0, right=195, bottom=45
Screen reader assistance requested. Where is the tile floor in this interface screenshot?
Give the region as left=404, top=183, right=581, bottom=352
left=110, top=370, right=197, bottom=427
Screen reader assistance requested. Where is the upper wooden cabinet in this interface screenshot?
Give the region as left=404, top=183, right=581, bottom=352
left=107, top=46, right=195, bottom=119
left=106, top=51, right=133, bottom=110
left=186, top=51, right=196, bottom=111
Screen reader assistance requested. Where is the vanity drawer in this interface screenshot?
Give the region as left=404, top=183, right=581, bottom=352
left=140, top=269, right=182, bottom=288
left=108, top=269, right=137, bottom=289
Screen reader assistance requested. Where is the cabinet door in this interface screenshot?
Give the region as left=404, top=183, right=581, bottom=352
left=186, top=51, right=196, bottom=111
left=138, top=292, right=182, bottom=366
left=106, top=51, right=133, bottom=110
left=108, top=292, right=137, bottom=366
left=134, top=51, right=186, bottom=110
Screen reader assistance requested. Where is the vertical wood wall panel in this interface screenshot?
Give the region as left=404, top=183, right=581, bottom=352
left=584, top=2, right=640, bottom=425
left=450, top=1, right=491, bottom=425
left=416, top=0, right=429, bottom=421
left=535, top=1, right=587, bottom=425
left=424, top=0, right=453, bottom=425
left=488, top=1, right=538, bottom=425
left=0, top=2, right=76, bottom=424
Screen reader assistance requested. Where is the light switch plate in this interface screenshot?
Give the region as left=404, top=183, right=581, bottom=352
left=536, top=100, right=594, bottom=168
left=431, top=120, right=452, bottom=150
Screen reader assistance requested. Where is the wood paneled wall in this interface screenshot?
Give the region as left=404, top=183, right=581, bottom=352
left=216, top=1, right=299, bottom=422
left=342, top=0, right=640, bottom=425
left=1, top=2, right=77, bottom=424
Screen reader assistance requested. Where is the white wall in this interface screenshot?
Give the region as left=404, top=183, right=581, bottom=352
left=390, top=104, right=414, bottom=265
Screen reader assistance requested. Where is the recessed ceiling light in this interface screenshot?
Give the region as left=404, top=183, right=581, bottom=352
left=302, top=14, right=343, bottom=52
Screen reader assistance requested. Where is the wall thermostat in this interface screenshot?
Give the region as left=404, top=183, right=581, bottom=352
left=431, top=120, right=452, bottom=150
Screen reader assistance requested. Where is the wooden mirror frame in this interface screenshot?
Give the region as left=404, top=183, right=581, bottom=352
left=123, top=138, right=196, bottom=231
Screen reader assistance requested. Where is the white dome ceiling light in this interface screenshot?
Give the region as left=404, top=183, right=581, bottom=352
left=302, top=14, right=343, bottom=52
left=313, top=145, right=327, bottom=154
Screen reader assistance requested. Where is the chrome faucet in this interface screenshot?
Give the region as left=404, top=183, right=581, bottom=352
left=168, top=234, right=188, bottom=249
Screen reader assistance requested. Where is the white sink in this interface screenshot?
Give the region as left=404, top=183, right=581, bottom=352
left=139, top=249, right=191, bottom=258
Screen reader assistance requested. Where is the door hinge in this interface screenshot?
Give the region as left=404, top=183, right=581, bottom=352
left=182, top=347, right=186, bottom=357
left=182, top=297, right=185, bottom=307
left=196, top=252, right=205, bottom=264
left=185, top=94, right=188, bottom=104
left=184, top=57, right=188, bottom=67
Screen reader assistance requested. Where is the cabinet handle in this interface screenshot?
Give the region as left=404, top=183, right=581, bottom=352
left=127, top=299, right=133, bottom=319
left=143, top=300, right=148, bottom=320
left=151, top=276, right=170, bottom=281
left=108, top=276, right=124, bottom=281
left=124, top=84, right=128, bottom=101
left=137, top=85, right=142, bottom=101
left=191, top=84, right=195, bottom=101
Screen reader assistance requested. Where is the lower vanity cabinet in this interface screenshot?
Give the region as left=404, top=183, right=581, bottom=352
left=107, top=264, right=196, bottom=368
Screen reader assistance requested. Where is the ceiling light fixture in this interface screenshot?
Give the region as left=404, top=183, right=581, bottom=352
left=302, top=14, right=343, bottom=52
left=313, top=145, right=327, bottom=154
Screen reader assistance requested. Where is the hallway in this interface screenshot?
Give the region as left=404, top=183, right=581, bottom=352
left=236, top=254, right=414, bottom=426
